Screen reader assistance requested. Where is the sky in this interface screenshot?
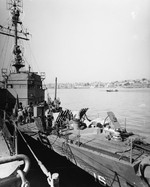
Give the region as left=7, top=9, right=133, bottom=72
left=0, top=0, right=150, bottom=83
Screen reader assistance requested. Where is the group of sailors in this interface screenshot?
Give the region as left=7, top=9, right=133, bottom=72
left=16, top=98, right=62, bottom=128
left=17, top=102, right=34, bottom=124
left=15, top=98, right=92, bottom=134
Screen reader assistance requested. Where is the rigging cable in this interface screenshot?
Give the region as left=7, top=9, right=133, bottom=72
left=26, top=41, right=40, bottom=73
left=26, top=40, right=50, bottom=100
left=0, top=34, right=9, bottom=69
left=1, top=21, right=14, bottom=69
left=15, top=124, right=57, bottom=187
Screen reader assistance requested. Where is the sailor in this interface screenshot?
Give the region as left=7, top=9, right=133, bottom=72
left=19, top=102, right=23, bottom=110
left=53, top=98, right=61, bottom=112
left=27, top=102, right=33, bottom=122
left=22, top=106, right=28, bottom=123
left=45, top=107, right=54, bottom=132
left=73, top=110, right=87, bottom=130
left=17, top=108, right=23, bottom=124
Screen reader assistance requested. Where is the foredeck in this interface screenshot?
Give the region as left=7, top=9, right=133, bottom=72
left=59, top=128, right=149, bottom=163
left=19, top=122, right=150, bottom=165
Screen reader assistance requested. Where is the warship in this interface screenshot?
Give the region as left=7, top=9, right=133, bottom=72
left=1, top=1, right=150, bottom=187
left=19, top=101, right=150, bottom=187
left=0, top=1, right=58, bottom=186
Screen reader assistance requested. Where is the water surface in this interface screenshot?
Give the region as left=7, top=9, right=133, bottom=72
left=47, top=88, right=150, bottom=137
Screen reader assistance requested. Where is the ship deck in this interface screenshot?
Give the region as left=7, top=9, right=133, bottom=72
left=48, top=127, right=150, bottom=164
left=19, top=123, right=150, bottom=165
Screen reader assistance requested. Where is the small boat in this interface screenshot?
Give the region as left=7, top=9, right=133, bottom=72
left=20, top=107, right=150, bottom=187
left=106, top=89, right=118, bottom=92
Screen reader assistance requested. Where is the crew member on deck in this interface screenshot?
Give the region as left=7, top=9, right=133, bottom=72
left=45, top=107, right=54, bottom=132
left=52, top=98, right=62, bottom=112
left=19, top=102, right=23, bottom=110
left=17, top=108, right=23, bottom=124
left=27, top=102, right=33, bottom=123
left=22, top=106, right=28, bottom=123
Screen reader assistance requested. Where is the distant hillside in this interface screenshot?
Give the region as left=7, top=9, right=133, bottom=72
left=46, top=78, right=150, bottom=89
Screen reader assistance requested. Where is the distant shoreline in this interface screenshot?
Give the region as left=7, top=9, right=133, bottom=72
left=46, top=78, right=150, bottom=89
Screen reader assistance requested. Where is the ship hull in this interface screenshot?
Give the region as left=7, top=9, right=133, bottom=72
left=45, top=135, right=147, bottom=187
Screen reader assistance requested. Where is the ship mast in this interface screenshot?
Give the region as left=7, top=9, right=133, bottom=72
left=0, top=0, right=30, bottom=155
left=0, top=0, right=29, bottom=73
left=11, top=0, right=24, bottom=73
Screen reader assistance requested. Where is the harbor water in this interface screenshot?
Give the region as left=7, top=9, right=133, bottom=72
left=48, top=88, right=150, bottom=137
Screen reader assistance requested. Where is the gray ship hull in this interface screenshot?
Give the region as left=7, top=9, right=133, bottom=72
left=46, top=134, right=147, bottom=187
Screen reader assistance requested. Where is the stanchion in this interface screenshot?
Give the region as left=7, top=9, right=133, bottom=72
left=52, top=173, right=59, bottom=187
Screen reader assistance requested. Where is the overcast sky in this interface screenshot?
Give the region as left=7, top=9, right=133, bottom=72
left=0, top=0, right=150, bottom=83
